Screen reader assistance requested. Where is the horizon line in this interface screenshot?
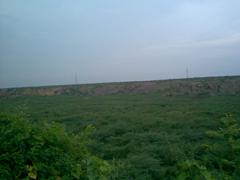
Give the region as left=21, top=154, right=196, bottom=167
left=1, top=74, right=240, bottom=90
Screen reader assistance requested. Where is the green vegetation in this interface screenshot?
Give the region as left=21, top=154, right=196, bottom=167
left=0, top=113, right=111, bottom=179
left=0, top=93, right=240, bottom=179
left=177, top=114, right=240, bottom=179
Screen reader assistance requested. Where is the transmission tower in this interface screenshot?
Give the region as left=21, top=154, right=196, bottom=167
left=74, top=73, right=78, bottom=84
left=186, top=67, right=189, bottom=79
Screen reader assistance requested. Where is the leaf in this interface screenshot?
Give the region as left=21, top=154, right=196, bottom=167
left=177, top=172, right=188, bottom=180
left=201, top=170, right=214, bottom=180
left=28, top=171, right=37, bottom=179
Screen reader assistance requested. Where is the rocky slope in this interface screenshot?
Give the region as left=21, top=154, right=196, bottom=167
left=1, top=76, right=240, bottom=97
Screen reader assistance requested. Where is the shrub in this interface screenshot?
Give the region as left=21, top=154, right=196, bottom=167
left=177, top=115, right=240, bottom=179
left=0, top=113, right=111, bottom=179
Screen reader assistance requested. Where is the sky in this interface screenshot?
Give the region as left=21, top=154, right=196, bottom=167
left=0, top=0, right=240, bottom=88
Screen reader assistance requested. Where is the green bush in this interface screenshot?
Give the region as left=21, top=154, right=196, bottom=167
left=0, top=113, right=111, bottom=179
left=177, top=115, right=240, bottom=180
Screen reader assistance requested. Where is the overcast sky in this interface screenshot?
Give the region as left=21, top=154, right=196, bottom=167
left=1, top=0, right=240, bottom=88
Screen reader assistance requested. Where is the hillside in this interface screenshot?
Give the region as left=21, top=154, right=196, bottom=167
left=1, top=76, right=240, bottom=97
left=1, top=76, right=240, bottom=179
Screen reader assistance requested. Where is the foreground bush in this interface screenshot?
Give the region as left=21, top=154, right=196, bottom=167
left=177, top=115, right=240, bottom=179
left=0, top=113, right=111, bottom=179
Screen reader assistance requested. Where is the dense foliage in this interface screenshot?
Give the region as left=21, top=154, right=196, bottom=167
left=178, top=115, right=240, bottom=179
left=0, top=113, right=111, bottom=179
left=1, top=94, right=240, bottom=179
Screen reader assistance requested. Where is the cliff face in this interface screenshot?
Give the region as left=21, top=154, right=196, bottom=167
left=1, top=76, right=240, bottom=97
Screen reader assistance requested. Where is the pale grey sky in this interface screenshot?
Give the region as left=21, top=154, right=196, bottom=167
left=0, top=0, right=240, bottom=88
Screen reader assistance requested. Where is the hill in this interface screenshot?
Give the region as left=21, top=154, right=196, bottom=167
left=1, top=76, right=240, bottom=97
left=1, top=76, right=240, bottom=179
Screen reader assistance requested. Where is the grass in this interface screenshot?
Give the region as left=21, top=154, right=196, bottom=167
left=1, top=93, right=240, bottom=178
